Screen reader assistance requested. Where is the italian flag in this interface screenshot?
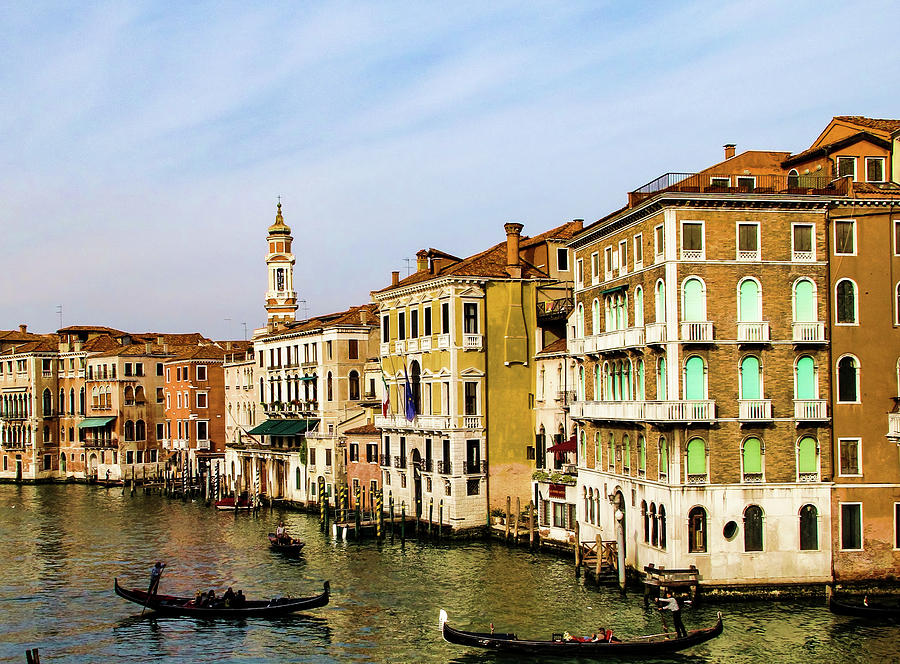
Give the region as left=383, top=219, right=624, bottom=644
left=381, top=372, right=390, bottom=416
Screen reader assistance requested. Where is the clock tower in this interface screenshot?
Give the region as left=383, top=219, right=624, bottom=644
left=265, top=201, right=298, bottom=327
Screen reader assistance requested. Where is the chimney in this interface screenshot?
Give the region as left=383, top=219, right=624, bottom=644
left=359, top=309, right=369, bottom=325
left=145, top=342, right=151, bottom=354
left=416, top=250, right=428, bottom=272
left=225, top=341, right=232, bottom=351
left=18, top=324, right=26, bottom=334
left=391, top=271, right=400, bottom=286
left=724, top=143, right=736, bottom=160
left=572, top=218, right=584, bottom=231
left=157, top=336, right=164, bottom=345
left=163, top=344, right=168, bottom=353
left=504, top=222, right=524, bottom=279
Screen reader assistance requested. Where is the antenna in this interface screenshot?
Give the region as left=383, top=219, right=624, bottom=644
left=56, top=305, right=63, bottom=329
left=242, top=323, right=248, bottom=341
left=224, top=318, right=232, bottom=340
left=403, top=258, right=412, bottom=276
left=298, top=300, right=310, bottom=320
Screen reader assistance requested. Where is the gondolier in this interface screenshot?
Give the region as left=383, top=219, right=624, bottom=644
left=658, top=591, right=686, bottom=638
left=148, top=562, right=165, bottom=596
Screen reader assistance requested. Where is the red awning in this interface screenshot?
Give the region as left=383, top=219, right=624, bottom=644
left=547, top=435, right=576, bottom=453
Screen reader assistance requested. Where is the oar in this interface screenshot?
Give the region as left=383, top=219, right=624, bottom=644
left=141, top=566, right=165, bottom=617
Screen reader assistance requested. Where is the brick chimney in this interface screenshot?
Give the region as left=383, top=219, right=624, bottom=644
left=416, top=250, right=428, bottom=272
left=572, top=219, right=584, bottom=231
left=504, top=222, right=524, bottom=279
left=18, top=324, right=26, bottom=334
left=225, top=341, right=232, bottom=351
left=359, top=308, right=369, bottom=325
left=391, top=271, right=400, bottom=286
left=724, top=143, right=736, bottom=160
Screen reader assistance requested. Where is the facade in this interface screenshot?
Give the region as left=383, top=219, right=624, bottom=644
left=372, top=220, right=581, bottom=532
left=223, top=342, right=257, bottom=450
left=343, top=420, right=382, bottom=512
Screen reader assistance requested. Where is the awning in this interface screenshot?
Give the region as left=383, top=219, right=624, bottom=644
left=547, top=434, right=576, bottom=453
left=78, top=416, right=116, bottom=429
left=599, top=284, right=627, bottom=295
left=247, top=419, right=318, bottom=436
left=299, top=375, right=317, bottom=381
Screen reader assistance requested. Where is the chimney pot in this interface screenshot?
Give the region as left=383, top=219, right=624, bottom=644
left=504, top=222, right=524, bottom=278
left=572, top=219, right=584, bottom=230
left=391, top=271, right=400, bottom=286
left=18, top=324, right=26, bottom=334
left=416, top=250, right=428, bottom=272
left=724, top=143, right=736, bottom=160
left=225, top=341, right=232, bottom=351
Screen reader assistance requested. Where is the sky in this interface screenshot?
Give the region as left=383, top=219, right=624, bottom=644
left=1, top=1, right=896, bottom=339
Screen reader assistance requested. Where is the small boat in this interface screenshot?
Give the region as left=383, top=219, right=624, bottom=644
left=268, top=533, right=306, bottom=555
left=439, top=610, right=723, bottom=657
left=215, top=495, right=252, bottom=511
left=829, top=595, right=900, bottom=619
left=114, top=578, right=329, bottom=617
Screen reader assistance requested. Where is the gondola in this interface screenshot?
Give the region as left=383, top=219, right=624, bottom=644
left=214, top=496, right=252, bottom=511
left=829, top=595, right=900, bottom=619
left=114, top=578, right=329, bottom=618
left=439, top=609, right=723, bottom=657
left=268, top=533, right=306, bottom=555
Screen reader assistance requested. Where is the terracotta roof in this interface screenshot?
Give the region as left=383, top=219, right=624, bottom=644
left=135, top=332, right=212, bottom=346
left=0, top=330, right=56, bottom=344
left=536, top=337, right=568, bottom=355
left=834, top=116, right=900, bottom=133
left=848, top=181, right=900, bottom=196
left=166, top=346, right=227, bottom=362
left=0, top=340, right=58, bottom=355
left=81, top=335, right=122, bottom=352
left=519, top=220, right=584, bottom=248
left=90, top=343, right=170, bottom=358
left=216, top=340, right=253, bottom=352
left=57, top=325, right=125, bottom=335
left=782, top=131, right=891, bottom=167
left=260, top=304, right=378, bottom=340
left=344, top=422, right=379, bottom=435
left=697, top=150, right=792, bottom=176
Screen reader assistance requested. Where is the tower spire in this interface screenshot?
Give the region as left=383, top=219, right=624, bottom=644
left=264, top=200, right=298, bottom=328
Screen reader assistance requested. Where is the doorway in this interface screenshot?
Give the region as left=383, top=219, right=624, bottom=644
left=411, top=449, right=422, bottom=517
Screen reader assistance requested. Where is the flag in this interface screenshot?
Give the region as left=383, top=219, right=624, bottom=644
left=404, top=365, right=416, bottom=421
left=381, top=371, right=390, bottom=417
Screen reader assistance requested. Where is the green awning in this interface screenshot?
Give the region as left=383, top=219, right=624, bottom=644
left=78, top=416, right=116, bottom=429
left=247, top=419, right=318, bottom=436
left=299, top=375, right=317, bottom=381
left=600, top=284, right=628, bottom=295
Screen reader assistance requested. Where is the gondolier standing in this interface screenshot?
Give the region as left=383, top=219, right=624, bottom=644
left=148, top=562, right=166, bottom=597
left=659, top=591, right=686, bottom=638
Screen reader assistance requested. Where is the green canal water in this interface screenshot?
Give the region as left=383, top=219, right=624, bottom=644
left=0, top=484, right=896, bottom=663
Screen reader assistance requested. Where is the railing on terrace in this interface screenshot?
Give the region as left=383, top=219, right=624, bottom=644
left=379, top=454, right=391, bottom=467
left=463, top=460, right=487, bottom=474
left=680, top=321, right=714, bottom=342
left=537, top=298, right=574, bottom=321
left=585, top=327, right=645, bottom=353
left=792, top=322, right=826, bottom=343
left=394, top=455, right=407, bottom=469
left=422, top=458, right=433, bottom=472
left=737, top=322, right=770, bottom=343
left=888, top=413, right=900, bottom=439
left=645, top=322, right=666, bottom=344
left=738, top=399, right=773, bottom=420
left=794, top=399, right=827, bottom=420
left=629, top=173, right=850, bottom=205
left=575, top=399, right=716, bottom=422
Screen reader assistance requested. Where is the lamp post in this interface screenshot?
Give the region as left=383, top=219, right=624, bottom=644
left=615, top=507, right=626, bottom=594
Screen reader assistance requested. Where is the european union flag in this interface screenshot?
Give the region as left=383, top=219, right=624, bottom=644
left=404, top=366, right=416, bottom=421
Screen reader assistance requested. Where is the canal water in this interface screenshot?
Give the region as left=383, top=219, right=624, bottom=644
left=0, top=484, right=896, bottom=663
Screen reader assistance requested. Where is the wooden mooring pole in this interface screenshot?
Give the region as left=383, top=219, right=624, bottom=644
left=505, top=496, right=511, bottom=540
left=528, top=500, right=535, bottom=549
left=513, top=497, right=520, bottom=544
left=574, top=521, right=581, bottom=577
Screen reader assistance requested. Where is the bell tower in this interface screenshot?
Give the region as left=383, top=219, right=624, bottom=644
left=265, top=201, right=298, bottom=327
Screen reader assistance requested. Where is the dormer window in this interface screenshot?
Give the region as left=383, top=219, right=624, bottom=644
left=837, top=156, right=856, bottom=180
left=865, top=157, right=885, bottom=183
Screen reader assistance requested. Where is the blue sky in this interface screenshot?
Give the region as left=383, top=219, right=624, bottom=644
left=1, top=1, right=895, bottom=338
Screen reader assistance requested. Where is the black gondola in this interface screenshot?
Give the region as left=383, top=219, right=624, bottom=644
left=268, top=533, right=306, bottom=555
left=114, top=578, right=329, bottom=617
left=439, top=609, right=723, bottom=657
left=829, top=595, right=900, bottom=619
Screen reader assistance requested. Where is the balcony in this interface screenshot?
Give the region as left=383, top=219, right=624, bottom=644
left=568, top=338, right=585, bottom=355
left=798, top=472, right=819, bottom=483
left=792, top=250, right=815, bottom=262
left=422, top=458, right=433, bottom=472
left=794, top=400, right=827, bottom=421
left=437, top=460, right=452, bottom=474
left=437, top=334, right=450, bottom=349
left=394, top=455, right=407, bottom=469
left=585, top=327, right=645, bottom=354
left=573, top=399, right=715, bottom=423
left=375, top=414, right=452, bottom=431
left=393, top=340, right=406, bottom=354
left=743, top=472, right=764, bottom=483
left=737, top=322, right=770, bottom=343
left=555, top=390, right=576, bottom=406
left=686, top=473, right=707, bottom=485
left=792, top=322, right=825, bottom=343
left=737, top=249, right=760, bottom=261
left=406, top=338, right=419, bottom=353
left=379, top=453, right=391, bottom=467
left=463, top=460, right=487, bottom=474
left=680, top=321, right=714, bottom=343
left=419, top=337, right=432, bottom=352
left=462, top=415, right=482, bottom=429
left=738, top=399, right=773, bottom=421
left=887, top=413, right=900, bottom=441
left=196, top=440, right=211, bottom=450
left=463, top=334, right=483, bottom=350
left=645, top=322, right=667, bottom=345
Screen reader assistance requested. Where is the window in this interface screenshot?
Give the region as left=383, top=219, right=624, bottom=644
left=576, top=258, right=584, bottom=287
left=834, top=220, right=855, bottom=255
left=557, top=247, right=569, bottom=272
left=895, top=221, right=900, bottom=256
left=897, top=283, right=900, bottom=325
left=685, top=438, right=706, bottom=478
left=592, top=251, right=601, bottom=283
left=327, top=372, right=333, bottom=401
left=710, top=176, right=730, bottom=188
left=895, top=503, right=900, bottom=549
left=423, top=306, right=431, bottom=336
left=840, top=503, right=862, bottom=550
left=348, top=371, right=360, bottom=400
left=654, top=224, right=664, bottom=261
left=800, top=504, right=818, bottom=551
left=865, top=156, right=885, bottom=183
left=196, top=392, right=208, bottom=408
left=135, top=420, right=146, bottom=441
left=124, top=362, right=133, bottom=377
left=633, top=234, right=643, bottom=268
left=656, top=357, right=666, bottom=401
left=683, top=356, right=706, bottom=400
left=382, top=315, right=390, bottom=343
left=738, top=279, right=761, bottom=323
left=156, top=362, right=163, bottom=376
left=795, top=356, right=817, bottom=400
left=793, top=279, right=817, bottom=323
left=197, top=421, right=208, bottom=440
left=176, top=366, right=182, bottom=381
left=195, top=365, right=206, bottom=381
left=464, top=382, right=478, bottom=415
left=441, top=302, right=450, bottom=334
left=681, top=222, right=704, bottom=259
left=837, top=355, right=859, bottom=402
left=688, top=506, right=707, bottom=553
left=836, top=279, right=857, bottom=324
left=124, top=420, right=134, bottom=442
left=156, top=388, right=164, bottom=403
left=397, top=313, right=405, bottom=341
left=349, top=443, right=359, bottom=462
left=837, top=156, right=856, bottom=180
left=655, top=279, right=665, bottom=323
left=634, top=286, right=644, bottom=328
left=737, top=223, right=759, bottom=260
left=798, top=437, right=818, bottom=477
left=135, top=363, right=144, bottom=377
left=736, top=175, right=756, bottom=191
left=618, top=240, right=627, bottom=275
left=744, top=505, right=763, bottom=552
left=742, top=437, right=762, bottom=480
left=463, top=303, right=478, bottom=334
left=682, top=277, right=705, bottom=323
left=156, top=423, right=164, bottom=440
left=792, top=224, right=814, bottom=261
left=740, top=356, right=761, bottom=400
left=838, top=438, right=861, bottom=476
left=410, top=309, right=419, bottom=338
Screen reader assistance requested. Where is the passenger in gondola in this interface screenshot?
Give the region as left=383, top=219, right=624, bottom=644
left=233, top=589, right=246, bottom=608
left=222, top=587, right=235, bottom=607
left=275, top=521, right=288, bottom=544
left=203, top=589, right=216, bottom=607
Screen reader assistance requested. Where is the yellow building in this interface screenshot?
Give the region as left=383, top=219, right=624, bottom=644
left=372, top=221, right=581, bottom=531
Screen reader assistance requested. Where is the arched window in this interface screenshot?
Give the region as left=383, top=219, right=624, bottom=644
left=124, top=385, right=134, bottom=405
left=658, top=437, right=668, bottom=479
left=740, top=356, right=761, bottom=400
left=91, top=387, right=99, bottom=408
left=135, top=419, right=146, bottom=441
left=69, top=388, right=75, bottom=415
left=135, top=386, right=145, bottom=403
left=590, top=489, right=596, bottom=524
left=655, top=279, right=666, bottom=323
left=686, top=438, right=706, bottom=478
left=836, top=279, right=857, bottom=324
left=408, top=363, right=419, bottom=410
left=591, top=299, right=601, bottom=335
left=604, top=297, right=613, bottom=331
left=837, top=355, right=859, bottom=402
left=799, top=504, right=818, bottom=550
left=744, top=505, right=764, bottom=552
left=742, top=437, right=763, bottom=480
left=43, top=425, right=50, bottom=442
left=593, top=364, right=601, bottom=401
left=795, top=356, right=817, bottom=400
left=659, top=504, right=667, bottom=549
left=579, top=429, right=586, bottom=461
left=798, top=437, right=818, bottom=477
left=641, top=500, right=649, bottom=542
left=688, top=506, right=707, bottom=553
left=60, top=453, right=67, bottom=473
left=124, top=420, right=135, bottom=442
left=638, top=435, right=646, bottom=475
left=603, top=362, right=611, bottom=400
left=682, top=277, right=705, bottom=322
left=622, top=361, right=632, bottom=400
left=657, top=357, right=667, bottom=400
left=59, top=389, right=65, bottom=414
left=738, top=278, right=761, bottom=322
left=583, top=488, right=589, bottom=521
left=576, top=303, right=585, bottom=338
left=578, top=365, right=586, bottom=401
left=788, top=169, right=800, bottom=188
left=296, top=467, right=302, bottom=490
left=327, top=372, right=334, bottom=401
left=42, top=389, right=52, bottom=416
left=636, top=359, right=645, bottom=400
left=793, top=279, right=816, bottom=322
left=623, top=435, right=631, bottom=473
left=634, top=286, right=644, bottom=327
left=593, top=432, right=600, bottom=468
left=683, top=356, right=706, bottom=400
left=607, top=434, right=615, bottom=471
